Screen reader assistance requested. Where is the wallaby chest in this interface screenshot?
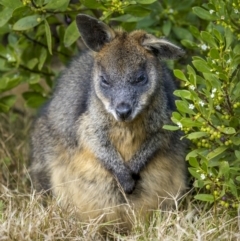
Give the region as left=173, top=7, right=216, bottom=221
left=108, top=120, right=146, bottom=162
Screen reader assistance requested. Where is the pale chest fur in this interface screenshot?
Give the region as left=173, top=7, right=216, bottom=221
left=108, top=120, right=146, bottom=162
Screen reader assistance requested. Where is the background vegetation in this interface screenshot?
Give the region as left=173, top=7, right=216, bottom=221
left=0, top=0, right=240, bottom=239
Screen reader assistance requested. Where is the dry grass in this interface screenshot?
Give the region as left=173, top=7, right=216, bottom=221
left=0, top=112, right=240, bottom=241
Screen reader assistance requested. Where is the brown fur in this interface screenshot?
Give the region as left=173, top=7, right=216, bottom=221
left=49, top=144, right=185, bottom=228
left=109, top=119, right=146, bottom=162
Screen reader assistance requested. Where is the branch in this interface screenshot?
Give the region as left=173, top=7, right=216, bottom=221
left=22, top=33, right=70, bottom=58
left=0, top=55, right=54, bottom=77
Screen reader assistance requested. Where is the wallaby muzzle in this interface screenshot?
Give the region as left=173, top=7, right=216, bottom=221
left=115, top=102, right=132, bottom=121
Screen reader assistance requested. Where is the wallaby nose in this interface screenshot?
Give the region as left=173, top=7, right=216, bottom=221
left=116, top=103, right=132, bottom=120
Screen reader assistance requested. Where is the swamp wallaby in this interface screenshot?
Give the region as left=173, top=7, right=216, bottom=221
left=30, top=14, right=187, bottom=229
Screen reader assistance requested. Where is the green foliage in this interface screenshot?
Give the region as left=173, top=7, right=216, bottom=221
left=165, top=0, right=240, bottom=212
left=0, top=0, right=240, bottom=212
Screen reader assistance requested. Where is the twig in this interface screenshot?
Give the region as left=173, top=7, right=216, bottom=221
left=0, top=55, right=54, bottom=77
left=22, top=33, right=70, bottom=58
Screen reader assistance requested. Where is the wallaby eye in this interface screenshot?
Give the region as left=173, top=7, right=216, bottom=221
left=135, top=74, right=148, bottom=85
left=100, top=76, right=110, bottom=87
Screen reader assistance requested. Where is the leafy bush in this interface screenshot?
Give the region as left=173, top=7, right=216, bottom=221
left=0, top=0, right=239, bottom=212
left=164, top=1, right=240, bottom=211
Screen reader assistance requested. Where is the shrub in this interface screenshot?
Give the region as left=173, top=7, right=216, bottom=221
left=164, top=0, right=240, bottom=211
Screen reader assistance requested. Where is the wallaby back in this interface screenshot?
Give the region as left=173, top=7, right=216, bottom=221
left=30, top=14, right=187, bottom=231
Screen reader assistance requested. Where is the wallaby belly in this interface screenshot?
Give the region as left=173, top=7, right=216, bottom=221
left=50, top=145, right=186, bottom=225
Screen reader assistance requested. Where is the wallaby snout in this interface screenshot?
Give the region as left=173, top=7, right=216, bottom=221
left=116, top=102, right=132, bottom=121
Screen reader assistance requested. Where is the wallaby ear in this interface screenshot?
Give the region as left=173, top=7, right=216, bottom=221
left=76, top=14, right=115, bottom=52
left=142, top=34, right=185, bottom=59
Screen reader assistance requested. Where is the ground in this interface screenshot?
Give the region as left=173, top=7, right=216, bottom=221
left=0, top=112, right=239, bottom=240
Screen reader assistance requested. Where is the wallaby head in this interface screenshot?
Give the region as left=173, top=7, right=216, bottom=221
left=76, top=14, right=184, bottom=122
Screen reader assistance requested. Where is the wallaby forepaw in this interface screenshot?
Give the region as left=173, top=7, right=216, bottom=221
left=132, top=172, right=140, bottom=181
left=115, top=171, right=136, bottom=194
left=121, top=178, right=136, bottom=194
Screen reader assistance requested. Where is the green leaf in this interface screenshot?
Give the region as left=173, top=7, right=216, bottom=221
left=0, top=103, right=9, bottom=112
left=12, top=5, right=29, bottom=19
left=228, top=179, right=238, bottom=197
left=233, top=55, right=240, bottom=66
left=44, top=20, right=52, bottom=55
left=186, top=149, right=202, bottom=160
left=213, top=29, right=223, bottom=43
left=181, top=39, right=197, bottom=49
left=187, top=65, right=196, bottom=75
left=219, top=161, right=229, bottom=179
left=209, top=49, right=219, bottom=59
left=22, top=92, right=47, bottom=108
left=111, top=14, right=143, bottom=23
left=202, top=73, right=220, bottom=88
left=174, top=90, right=192, bottom=100
left=174, top=69, right=188, bottom=82
left=0, top=0, right=22, bottom=9
left=208, top=159, right=221, bottom=167
left=0, top=8, right=14, bottom=27
left=233, top=44, right=240, bottom=54
left=225, top=28, right=233, bottom=49
left=0, top=95, right=16, bottom=109
left=162, top=125, right=179, bottom=131
left=194, top=194, right=214, bottom=202
left=173, top=0, right=195, bottom=11
left=181, top=118, right=202, bottom=127
left=229, top=117, right=239, bottom=129
left=13, top=15, right=42, bottom=31
left=172, top=27, right=193, bottom=41
left=189, top=25, right=200, bottom=38
left=121, top=22, right=136, bottom=31
left=201, top=31, right=217, bottom=48
left=234, top=150, right=240, bottom=160
left=30, top=83, right=45, bottom=93
left=135, top=0, right=156, bottom=4
left=136, top=15, right=155, bottom=28
left=231, top=136, right=240, bottom=146
left=0, top=59, right=8, bottom=71
left=233, top=82, right=240, bottom=97
left=206, top=146, right=228, bottom=160
left=195, top=180, right=205, bottom=188
left=187, top=132, right=208, bottom=140
left=221, top=127, right=236, bottom=135
left=188, top=167, right=201, bottom=179
left=162, top=20, right=172, bottom=36
left=64, top=20, right=80, bottom=47
left=81, top=0, right=105, bottom=9
left=175, top=100, right=194, bottom=114
left=0, top=78, right=6, bottom=90
left=192, top=60, right=211, bottom=73
left=189, top=157, right=199, bottom=168
left=172, top=111, right=181, bottom=120
left=193, top=7, right=217, bottom=21
left=201, top=161, right=208, bottom=173
left=38, top=48, right=47, bottom=70
left=236, top=176, right=240, bottom=181
left=44, top=0, right=70, bottom=11
left=27, top=58, right=38, bottom=69
left=125, top=6, right=150, bottom=17
left=28, top=74, right=41, bottom=84
left=0, top=76, right=21, bottom=92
